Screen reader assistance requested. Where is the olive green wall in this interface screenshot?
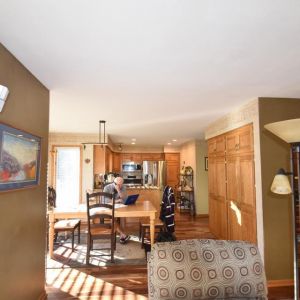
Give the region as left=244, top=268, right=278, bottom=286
left=259, top=98, right=300, bottom=280
left=0, top=44, right=49, bottom=299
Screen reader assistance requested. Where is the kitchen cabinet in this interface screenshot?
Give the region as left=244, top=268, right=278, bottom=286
left=112, top=152, right=121, bottom=173
left=225, top=124, right=253, bottom=156
left=141, top=153, right=164, bottom=161
left=121, top=153, right=143, bottom=163
left=208, top=123, right=256, bottom=243
left=165, top=153, right=180, bottom=190
left=105, top=147, right=113, bottom=173
left=93, top=145, right=105, bottom=174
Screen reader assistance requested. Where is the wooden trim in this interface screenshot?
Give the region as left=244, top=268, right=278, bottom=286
left=37, top=290, right=47, bottom=300
left=267, top=279, right=294, bottom=288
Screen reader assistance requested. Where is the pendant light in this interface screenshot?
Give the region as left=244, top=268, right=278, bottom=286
left=82, top=120, right=108, bottom=147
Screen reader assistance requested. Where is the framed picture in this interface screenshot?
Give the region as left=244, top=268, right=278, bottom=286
left=205, top=157, right=208, bottom=171
left=0, top=122, right=41, bottom=191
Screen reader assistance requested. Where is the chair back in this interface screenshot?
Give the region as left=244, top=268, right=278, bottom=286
left=48, top=186, right=56, bottom=208
left=86, top=191, right=115, bottom=235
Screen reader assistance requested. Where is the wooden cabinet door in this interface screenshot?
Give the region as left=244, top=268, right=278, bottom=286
left=227, top=200, right=242, bottom=240
left=238, top=124, right=253, bottom=154
left=209, top=197, right=218, bottom=236
left=226, top=132, right=239, bottom=156
left=112, top=153, right=121, bottom=173
left=241, top=207, right=257, bottom=243
left=93, top=145, right=105, bottom=174
left=239, top=154, right=256, bottom=208
left=208, top=156, right=216, bottom=198
left=226, top=156, right=239, bottom=204
left=215, top=156, right=226, bottom=201
left=166, top=161, right=179, bottom=190
left=105, top=147, right=113, bottom=173
left=226, top=124, right=253, bottom=155
left=208, top=138, right=217, bottom=156
left=132, top=153, right=142, bottom=163
left=165, top=153, right=180, bottom=162
left=121, top=153, right=132, bottom=162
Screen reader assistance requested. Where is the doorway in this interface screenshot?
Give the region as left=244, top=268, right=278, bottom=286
left=52, top=146, right=81, bottom=209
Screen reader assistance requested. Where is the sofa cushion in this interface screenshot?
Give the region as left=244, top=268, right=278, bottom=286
left=148, top=239, right=267, bottom=299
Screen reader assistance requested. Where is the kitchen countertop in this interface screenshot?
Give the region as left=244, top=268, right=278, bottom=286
left=126, top=185, right=160, bottom=190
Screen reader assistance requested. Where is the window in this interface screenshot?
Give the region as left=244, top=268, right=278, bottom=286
left=54, top=146, right=81, bottom=209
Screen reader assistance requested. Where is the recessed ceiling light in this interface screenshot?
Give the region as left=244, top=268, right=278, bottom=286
left=172, top=139, right=177, bottom=142
left=17, top=134, right=23, bottom=137
left=131, top=142, right=136, bottom=145
left=167, top=142, right=172, bottom=145
left=131, top=138, right=136, bottom=141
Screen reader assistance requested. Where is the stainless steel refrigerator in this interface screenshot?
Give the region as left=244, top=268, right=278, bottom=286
left=143, top=161, right=166, bottom=188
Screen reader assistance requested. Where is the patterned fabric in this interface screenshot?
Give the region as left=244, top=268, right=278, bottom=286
left=148, top=239, right=268, bottom=300
left=159, top=186, right=175, bottom=232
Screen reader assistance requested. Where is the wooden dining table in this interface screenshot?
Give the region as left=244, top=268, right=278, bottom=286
left=48, top=200, right=157, bottom=258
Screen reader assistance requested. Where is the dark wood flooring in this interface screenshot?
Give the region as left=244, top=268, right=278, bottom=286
left=46, top=211, right=294, bottom=299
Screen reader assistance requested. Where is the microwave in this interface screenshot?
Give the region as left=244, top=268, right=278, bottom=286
left=122, top=162, right=142, bottom=172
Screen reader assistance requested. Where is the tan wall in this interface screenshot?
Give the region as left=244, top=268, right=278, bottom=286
left=259, top=98, right=300, bottom=280
left=0, top=44, right=49, bottom=300
left=196, top=140, right=208, bottom=214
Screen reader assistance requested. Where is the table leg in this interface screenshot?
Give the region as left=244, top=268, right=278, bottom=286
left=49, top=213, right=55, bottom=258
left=150, top=215, right=155, bottom=245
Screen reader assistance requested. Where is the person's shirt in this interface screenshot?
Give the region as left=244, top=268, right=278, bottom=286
left=103, top=182, right=127, bottom=204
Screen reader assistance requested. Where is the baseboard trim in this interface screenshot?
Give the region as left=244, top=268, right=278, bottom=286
left=38, top=290, right=47, bottom=300
left=267, top=279, right=294, bottom=288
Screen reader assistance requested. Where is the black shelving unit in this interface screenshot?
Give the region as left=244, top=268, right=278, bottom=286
left=177, top=173, right=195, bottom=216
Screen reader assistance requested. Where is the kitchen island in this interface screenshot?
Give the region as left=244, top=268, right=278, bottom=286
left=125, top=185, right=163, bottom=223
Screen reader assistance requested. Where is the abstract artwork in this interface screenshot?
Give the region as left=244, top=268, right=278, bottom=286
left=0, top=122, right=41, bottom=191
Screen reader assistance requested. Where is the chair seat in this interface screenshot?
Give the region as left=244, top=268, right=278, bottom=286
left=54, top=219, right=80, bottom=230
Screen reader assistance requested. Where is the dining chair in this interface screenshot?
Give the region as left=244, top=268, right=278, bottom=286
left=48, top=186, right=81, bottom=251
left=86, top=191, right=116, bottom=264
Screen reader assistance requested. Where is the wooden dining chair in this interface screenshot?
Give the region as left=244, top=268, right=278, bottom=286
left=48, top=186, right=81, bottom=251
left=86, top=191, right=116, bottom=264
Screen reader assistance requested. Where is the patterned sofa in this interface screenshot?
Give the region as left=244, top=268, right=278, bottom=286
left=148, top=239, right=268, bottom=299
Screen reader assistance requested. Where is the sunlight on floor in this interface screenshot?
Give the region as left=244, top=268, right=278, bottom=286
left=47, top=268, right=147, bottom=300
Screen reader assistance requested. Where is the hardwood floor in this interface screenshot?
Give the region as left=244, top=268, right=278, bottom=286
left=46, top=211, right=294, bottom=299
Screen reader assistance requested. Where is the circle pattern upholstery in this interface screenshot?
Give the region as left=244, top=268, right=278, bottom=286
left=148, top=239, right=267, bottom=300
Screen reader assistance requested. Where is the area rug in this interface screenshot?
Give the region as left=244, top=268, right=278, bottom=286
left=47, top=232, right=147, bottom=268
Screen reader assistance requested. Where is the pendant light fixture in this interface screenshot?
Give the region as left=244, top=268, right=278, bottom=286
left=82, top=120, right=108, bottom=147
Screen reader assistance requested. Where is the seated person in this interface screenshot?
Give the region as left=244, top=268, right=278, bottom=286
left=104, top=177, right=130, bottom=244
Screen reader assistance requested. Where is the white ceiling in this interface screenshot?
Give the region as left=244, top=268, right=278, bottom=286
left=1, top=0, right=300, bottom=146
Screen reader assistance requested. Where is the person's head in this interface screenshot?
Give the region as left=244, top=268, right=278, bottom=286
left=114, top=176, right=124, bottom=188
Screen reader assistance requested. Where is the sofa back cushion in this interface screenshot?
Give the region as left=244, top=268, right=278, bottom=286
left=148, top=239, right=267, bottom=299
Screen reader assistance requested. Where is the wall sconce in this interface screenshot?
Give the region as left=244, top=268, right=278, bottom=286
left=270, top=168, right=292, bottom=195
left=0, top=85, right=9, bottom=112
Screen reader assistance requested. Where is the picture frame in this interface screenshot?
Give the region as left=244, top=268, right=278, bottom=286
left=205, top=156, right=208, bottom=171
left=0, top=122, right=41, bottom=191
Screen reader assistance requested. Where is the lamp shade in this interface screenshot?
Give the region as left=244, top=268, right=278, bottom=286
left=270, top=169, right=292, bottom=195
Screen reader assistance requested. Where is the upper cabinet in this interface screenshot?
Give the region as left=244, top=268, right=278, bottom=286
left=208, top=134, right=226, bottom=157
left=121, top=152, right=164, bottom=163
left=112, top=152, right=121, bottom=173
left=226, top=124, right=253, bottom=156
